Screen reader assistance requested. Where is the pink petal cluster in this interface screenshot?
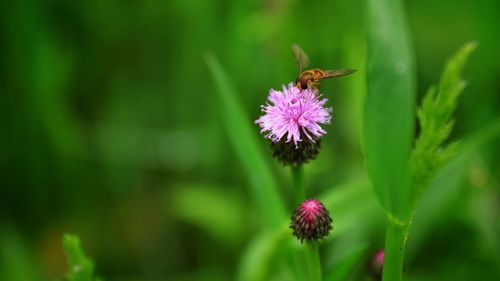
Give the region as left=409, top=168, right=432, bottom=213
left=255, top=83, right=332, bottom=146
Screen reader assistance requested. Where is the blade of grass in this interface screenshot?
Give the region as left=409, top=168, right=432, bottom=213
left=237, top=223, right=294, bottom=281
left=364, top=1, right=416, bottom=281
left=325, top=244, right=367, bottom=281
left=205, top=53, right=286, bottom=227
left=167, top=183, right=246, bottom=244
left=364, top=0, right=416, bottom=222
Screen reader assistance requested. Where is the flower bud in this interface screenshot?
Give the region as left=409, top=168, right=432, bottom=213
left=367, top=250, right=384, bottom=280
left=290, top=199, right=333, bottom=243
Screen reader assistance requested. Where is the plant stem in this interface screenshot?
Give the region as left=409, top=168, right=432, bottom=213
left=382, top=221, right=409, bottom=281
left=291, top=165, right=322, bottom=281
left=307, top=243, right=322, bottom=281
left=291, top=165, right=305, bottom=204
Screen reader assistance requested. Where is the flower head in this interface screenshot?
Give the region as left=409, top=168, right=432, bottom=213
left=290, top=199, right=333, bottom=243
left=256, top=83, right=332, bottom=147
left=367, top=250, right=384, bottom=280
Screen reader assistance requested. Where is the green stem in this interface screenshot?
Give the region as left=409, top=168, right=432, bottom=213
left=290, top=164, right=306, bottom=281
left=291, top=165, right=322, bottom=281
left=382, top=221, right=409, bottom=281
left=307, top=243, right=322, bottom=281
left=291, top=165, right=305, bottom=204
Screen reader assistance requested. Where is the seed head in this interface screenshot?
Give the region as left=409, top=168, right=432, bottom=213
left=290, top=199, right=333, bottom=243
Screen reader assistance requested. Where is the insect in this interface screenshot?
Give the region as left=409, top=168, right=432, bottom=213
left=292, top=44, right=356, bottom=90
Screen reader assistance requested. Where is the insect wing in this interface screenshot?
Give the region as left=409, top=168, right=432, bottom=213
left=324, top=69, right=356, bottom=78
left=292, top=44, right=310, bottom=72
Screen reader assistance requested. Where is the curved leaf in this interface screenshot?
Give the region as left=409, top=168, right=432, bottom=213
left=363, top=0, right=416, bottom=221
left=205, top=53, right=286, bottom=227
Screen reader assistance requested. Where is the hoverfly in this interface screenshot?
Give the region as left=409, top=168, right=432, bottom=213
left=292, top=44, right=356, bottom=90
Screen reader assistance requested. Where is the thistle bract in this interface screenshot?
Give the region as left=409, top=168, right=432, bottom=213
left=290, top=199, right=333, bottom=243
left=270, top=134, right=321, bottom=166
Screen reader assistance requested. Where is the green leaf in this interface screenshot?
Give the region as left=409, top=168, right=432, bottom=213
left=325, top=244, right=368, bottom=281
left=319, top=176, right=384, bottom=239
left=236, top=177, right=384, bottom=281
left=237, top=223, right=293, bottom=281
left=410, top=42, right=477, bottom=197
left=167, top=183, right=246, bottom=243
left=204, top=53, right=286, bottom=227
left=407, top=116, right=500, bottom=262
left=63, top=234, right=100, bottom=281
left=363, top=0, right=416, bottom=221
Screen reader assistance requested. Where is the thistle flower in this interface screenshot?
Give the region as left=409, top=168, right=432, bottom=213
left=290, top=199, right=333, bottom=243
left=255, top=83, right=332, bottom=165
left=368, top=250, right=384, bottom=280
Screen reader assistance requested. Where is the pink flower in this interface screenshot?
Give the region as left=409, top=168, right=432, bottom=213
left=256, top=83, right=332, bottom=147
left=373, top=250, right=385, bottom=270
left=368, top=250, right=384, bottom=280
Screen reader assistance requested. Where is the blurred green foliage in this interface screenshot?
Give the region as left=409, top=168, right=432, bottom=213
left=63, top=234, right=101, bottom=281
left=0, top=0, right=499, bottom=281
left=411, top=42, right=477, bottom=198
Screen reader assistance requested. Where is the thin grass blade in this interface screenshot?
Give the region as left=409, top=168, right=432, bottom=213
left=205, top=53, right=286, bottom=227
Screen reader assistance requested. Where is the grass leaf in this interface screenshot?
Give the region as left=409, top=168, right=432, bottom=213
left=237, top=223, right=293, bottom=281
left=325, top=244, right=368, bottom=281
left=205, top=53, right=286, bottom=227
left=167, top=183, right=246, bottom=243
left=363, top=0, right=416, bottom=220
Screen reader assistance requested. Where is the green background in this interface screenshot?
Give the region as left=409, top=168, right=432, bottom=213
left=1, top=0, right=499, bottom=280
